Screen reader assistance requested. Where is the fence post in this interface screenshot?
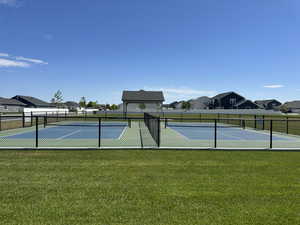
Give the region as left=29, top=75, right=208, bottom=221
left=0, top=113, right=2, bottom=131
left=98, top=117, right=101, bottom=148
left=36, top=116, right=39, bottom=148
left=286, top=117, right=289, bottom=134
left=22, top=112, right=25, bottom=127
left=254, top=115, right=257, bottom=129
left=157, top=118, right=160, bottom=148
left=262, top=115, right=265, bottom=130
left=214, top=119, right=217, bottom=148
left=270, top=120, right=273, bottom=149
left=31, top=112, right=33, bottom=127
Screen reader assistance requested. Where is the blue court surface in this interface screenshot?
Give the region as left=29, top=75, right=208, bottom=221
left=167, top=123, right=291, bottom=141
left=6, top=122, right=127, bottom=140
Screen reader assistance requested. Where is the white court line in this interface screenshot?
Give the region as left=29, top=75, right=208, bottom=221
left=118, top=126, right=128, bottom=140
left=56, top=129, right=81, bottom=140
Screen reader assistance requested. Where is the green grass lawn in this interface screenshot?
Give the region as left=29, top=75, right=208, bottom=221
left=0, top=150, right=299, bottom=225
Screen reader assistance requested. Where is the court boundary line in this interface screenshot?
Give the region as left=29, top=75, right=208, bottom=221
left=56, top=129, right=82, bottom=140
left=118, top=126, right=127, bottom=140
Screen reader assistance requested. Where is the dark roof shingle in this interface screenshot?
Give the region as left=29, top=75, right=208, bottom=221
left=13, top=95, right=52, bottom=107
left=122, top=90, right=165, bottom=101
left=0, top=97, right=26, bottom=106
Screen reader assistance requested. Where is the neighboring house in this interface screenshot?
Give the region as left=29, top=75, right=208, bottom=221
left=189, top=96, right=210, bottom=110
left=280, top=101, right=300, bottom=113
left=12, top=95, right=54, bottom=108
left=235, top=100, right=259, bottom=109
left=254, top=99, right=282, bottom=110
left=122, top=90, right=165, bottom=113
left=64, top=101, right=80, bottom=111
left=169, top=101, right=179, bottom=109
left=0, top=97, right=26, bottom=112
left=209, top=92, right=258, bottom=109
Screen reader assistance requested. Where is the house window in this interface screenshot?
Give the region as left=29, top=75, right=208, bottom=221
left=229, top=98, right=236, bottom=105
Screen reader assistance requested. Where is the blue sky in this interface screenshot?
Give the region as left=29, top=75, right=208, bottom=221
left=0, top=0, right=300, bottom=104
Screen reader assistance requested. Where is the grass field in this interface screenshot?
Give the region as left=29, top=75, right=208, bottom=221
left=0, top=150, right=299, bottom=225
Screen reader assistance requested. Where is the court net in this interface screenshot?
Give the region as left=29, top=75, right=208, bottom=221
left=143, top=113, right=160, bottom=147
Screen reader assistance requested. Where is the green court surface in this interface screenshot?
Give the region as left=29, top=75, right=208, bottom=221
left=1, top=121, right=300, bottom=149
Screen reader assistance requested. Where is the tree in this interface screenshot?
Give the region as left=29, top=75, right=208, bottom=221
left=139, top=103, right=146, bottom=111
left=51, top=90, right=63, bottom=107
left=111, top=104, right=119, bottom=111
left=86, top=101, right=98, bottom=108
left=79, top=97, right=86, bottom=108
left=181, top=101, right=191, bottom=111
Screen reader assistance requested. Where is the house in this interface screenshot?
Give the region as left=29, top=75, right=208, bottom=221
left=280, top=101, right=300, bottom=113
left=189, top=96, right=210, bottom=110
left=254, top=99, right=282, bottom=110
left=122, top=90, right=165, bottom=114
left=12, top=95, right=54, bottom=108
left=64, top=101, right=80, bottom=111
left=0, top=97, right=26, bottom=112
left=209, top=92, right=258, bottom=109
left=235, top=100, right=259, bottom=109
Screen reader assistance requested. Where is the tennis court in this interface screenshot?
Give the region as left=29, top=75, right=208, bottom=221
left=1, top=114, right=300, bottom=149
left=166, top=122, right=291, bottom=141
left=5, top=122, right=127, bottom=139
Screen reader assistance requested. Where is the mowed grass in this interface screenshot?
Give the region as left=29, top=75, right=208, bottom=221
left=0, top=150, right=300, bottom=225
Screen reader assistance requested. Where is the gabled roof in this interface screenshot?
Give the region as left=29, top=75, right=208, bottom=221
left=0, top=97, right=26, bottom=106
left=235, top=99, right=258, bottom=107
left=122, top=90, right=165, bottom=101
left=211, top=91, right=243, bottom=100
left=64, top=101, right=79, bottom=107
left=13, top=95, right=52, bottom=107
left=282, top=101, right=300, bottom=108
left=255, top=99, right=282, bottom=105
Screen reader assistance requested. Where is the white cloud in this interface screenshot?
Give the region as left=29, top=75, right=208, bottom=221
left=263, top=85, right=284, bottom=88
left=0, top=53, right=9, bottom=57
left=0, top=58, right=30, bottom=68
left=0, top=0, right=17, bottom=6
left=16, top=56, right=48, bottom=65
left=0, top=53, right=48, bottom=67
left=144, top=86, right=216, bottom=102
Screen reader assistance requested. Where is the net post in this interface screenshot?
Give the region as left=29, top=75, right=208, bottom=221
left=36, top=116, right=39, bottom=148
left=56, top=111, right=58, bottom=122
left=44, top=116, right=47, bottom=128
left=254, top=115, right=257, bottom=129
left=22, top=112, right=25, bottom=128
left=128, top=118, right=131, bottom=128
left=270, top=120, right=273, bottom=149
left=164, top=118, right=167, bottom=129
left=286, top=117, right=289, bottom=134
left=214, top=119, right=217, bottom=148
left=98, top=117, right=101, bottom=148
left=0, top=113, right=2, bottom=131
left=31, top=112, right=33, bottom=127
left=262, top=115, right=265, bottom=130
